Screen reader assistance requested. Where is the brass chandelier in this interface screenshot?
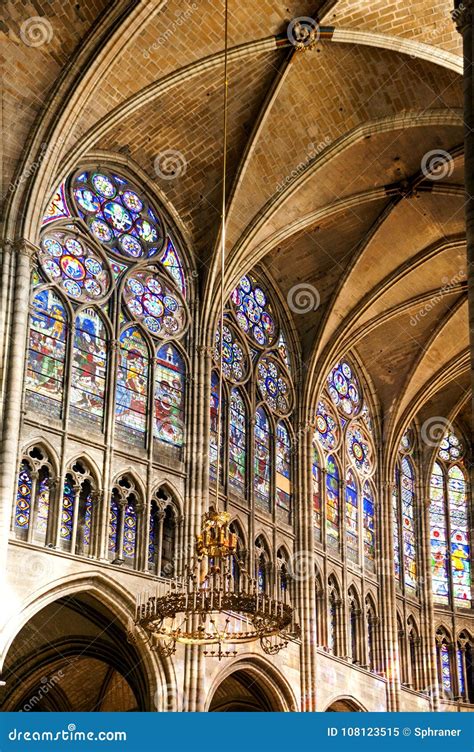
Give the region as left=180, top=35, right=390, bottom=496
left=134, top=0, right=299, bottom=659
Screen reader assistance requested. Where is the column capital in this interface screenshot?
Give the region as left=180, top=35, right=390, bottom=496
left=14, top=239, right=38, bottom=261
left=452, top=0, right=473, bottom=33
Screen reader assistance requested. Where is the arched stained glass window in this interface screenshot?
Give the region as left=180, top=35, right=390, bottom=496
left=430, top=461, right=449, bottom=603
left=401, top=457, right=416, bottom=590
left=115, top=327, right=149, bottom=442
left=315, top=400, right=339, bottom=452
left=209, top=372, right=225, bottom=483
left=123, top=269, right=187, bottom=339
left=154, top=344, right=185, bottom=447
left=70, top=309, right=107, bottom=426
left=15, top=461, right=32, bottom=532
left=448, top=465, right=470, bottom=604
left=345, top=469, right=358, bottom=561
left=326, top=455, right=340, bottom=547
left=26, top=289, right=68, bottom=415
left=276, top=422, right=291, bottom=511
left=254, top=408, right=271, bottom=511
left=363, top=482, right=375, bottom=566
left=229, top=389, right=246, bottom=493
left=312, top=443, right=321, bottom=537
left=39, top=230, right=111, bottom=302
left=161, top=238, right=186, bottom=296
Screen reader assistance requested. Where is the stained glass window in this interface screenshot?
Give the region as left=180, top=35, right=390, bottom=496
left=258, top=555, right=266, bottom=592
left=430, top=461, right=449, bottom=603
left=39, top=230, right=111, bottom=302
left=161, top=238, right=186, bottom=296
left=439, top=432, right=463, bottom=462
left=441, top=643, right=452, bottom=693
left=26, top=289, right=67, bottom=411
left=36, top=473, right=50, bottom=540
left=326, top=455, right=340, bottom=547
left=401, top=457, right=417, bottom=590
left=254, top=408, right=271, bottom=510
left=15, top=461, right=32, bottom=531
left=346, top=423, right=372, bottom=475
left=229, top=389, right=246, bottom=493
left=109, top=497, right=119, bottom=555
left=345, top=469, right=358, bottom=561
left=363, top=482, right=375, bottom=565
left=315, top=400, right=339, bottom=451
left=448, top=465, right=470, bottom=605
left=214, top=323, right=249, bottom=383
left=209, top=372, right=224, bottom=482
left=82, top=493, right=93, bottom=551
left=392, top=477, right=401, bottom=581
left=123, top=269, right=187, bottom=339
left=230, top=275, right=277, bottom=348
left=60, top=476, right=75, bottom=541
left=154, top=344, right=185, bottom=447
left=42, top=182, right=71, bottom=225
left=71, top=170, right=164, bottom=259
left=312, top=443, right=321, bottom=534
left=256, top=356, right=292, bottom=416
left=115, top=327, right=149, bottom=439
left=70, top=309, right=107, bottom=425
left=327, top=360, right=360, bottom=416
left=277, top=331, right=291, bottom=370
left=457, top=648, right=465, bottom=697
left=123, top=502, right=137, bottom=561
left=276, top=422, right=291, bottom=511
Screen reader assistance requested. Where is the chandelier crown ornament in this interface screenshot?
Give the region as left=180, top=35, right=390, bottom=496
left=196, top=507, right=237, bottom=561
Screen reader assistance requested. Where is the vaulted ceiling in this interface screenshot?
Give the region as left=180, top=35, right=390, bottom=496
left=2, top=0, right=470, bottom=448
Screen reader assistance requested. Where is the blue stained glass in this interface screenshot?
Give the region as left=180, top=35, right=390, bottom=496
left=257, top=355, right=292, bottom=416
left=109, top=498, right=118, bottom=554
left=123, top=269, right=187, bottom=339
left=83, top=494, right=92, bottom=548
left=441, top=644, right=452, bottom=692
left=326, top=455, right=340, bottom=546
left=345, top=470, right=358, bottom=560
left=42, top=182, right=71, bottom=225
left=457, top=648, right=465, bottom=696
left=123, top=503, right=137, bottom=559
left=15, top=462, right=32, bottom=530
left=231, top=275, right=276, bottom=348
left=154, top=344, right=185, bottom=447
left=254, top=408, right=271, bottom=509
left=71, top=170, right=164, bottom=258
left=327, top=359, right=360, bottom=416
left=315, top=400, right=339, bottom=451
left=276, top=422, right=291, bottom=511
left=39, top=230, right=110, bottom=302
left=209, top=372, right=224, bottom=482
left=60, top=477, right=75, bottom=540
left=393, top=478, right=401, bottom=580
left=229, top=389, right=246, bottom=493
left=26, top=290, right=67, bottom=405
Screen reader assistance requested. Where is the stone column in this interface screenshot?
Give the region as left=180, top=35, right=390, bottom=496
left=0, top=241, right=35, bottom=577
